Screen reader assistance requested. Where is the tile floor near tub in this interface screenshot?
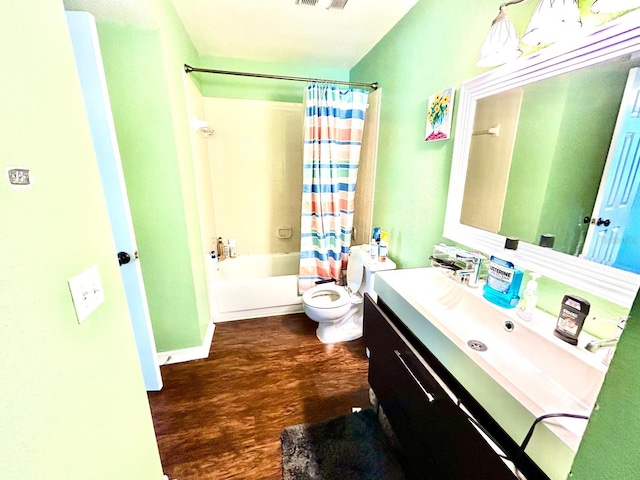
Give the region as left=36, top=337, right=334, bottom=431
left=148, top=313, right=371, bottom=480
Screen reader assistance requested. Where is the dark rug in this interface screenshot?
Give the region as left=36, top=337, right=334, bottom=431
left=280, top=409, right=410, bottom=480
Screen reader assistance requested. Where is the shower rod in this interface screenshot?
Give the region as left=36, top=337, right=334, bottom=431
left=184, top=64, right=378, bottom=90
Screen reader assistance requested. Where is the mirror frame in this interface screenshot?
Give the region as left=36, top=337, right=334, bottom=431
left=444, top=10, right=640, bottom=308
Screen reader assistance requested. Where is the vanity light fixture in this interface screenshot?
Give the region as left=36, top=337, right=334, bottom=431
left=591, top=0, right=640, bottom=13
left=476, top=0, right=526, bottom=68
left=520, top=0, right=582, bottom=46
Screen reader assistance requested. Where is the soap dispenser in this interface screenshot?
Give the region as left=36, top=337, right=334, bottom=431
left=517, top=273, right=540, bottom=322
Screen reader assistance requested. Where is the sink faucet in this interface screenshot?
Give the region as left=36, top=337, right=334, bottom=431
left=585, top=337, right=619, bottom=353
left=585, top=317, right=627, bottom=353
left=456, top=253, right=485, bottom=287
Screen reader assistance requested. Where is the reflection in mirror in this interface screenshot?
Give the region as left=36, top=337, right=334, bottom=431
left=444, top=11, right=640, bottom=307
left=459, top=53, right=640, bottom=274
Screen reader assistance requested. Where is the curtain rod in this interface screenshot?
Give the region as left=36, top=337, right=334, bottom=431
left=184, top=64, right=378, bottom=90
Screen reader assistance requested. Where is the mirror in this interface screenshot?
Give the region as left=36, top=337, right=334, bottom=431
left=444, top=11, right=640, bottom=308
left=460, top=56, right=640, bottom=269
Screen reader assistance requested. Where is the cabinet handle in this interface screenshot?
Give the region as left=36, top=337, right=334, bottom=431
left=394, top=350, right=436, bottom=403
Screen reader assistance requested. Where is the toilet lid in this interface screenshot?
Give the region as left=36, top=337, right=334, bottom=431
left=346, top=247, right=364, bottom=292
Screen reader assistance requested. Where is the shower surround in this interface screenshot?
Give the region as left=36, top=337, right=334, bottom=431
left=187, top=93, right=379, bottom=320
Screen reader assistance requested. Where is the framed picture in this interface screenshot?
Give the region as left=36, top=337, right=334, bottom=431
left=425, top=87, right=455, bottom=142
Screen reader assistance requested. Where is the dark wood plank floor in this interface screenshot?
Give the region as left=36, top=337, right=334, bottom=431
left=148, top=313, right=371, bottom=480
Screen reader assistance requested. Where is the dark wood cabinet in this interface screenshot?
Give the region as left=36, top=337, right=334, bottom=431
left=364, top=293, right=531, bottom=480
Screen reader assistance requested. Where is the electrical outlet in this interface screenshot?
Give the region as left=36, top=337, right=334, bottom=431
left=68, top=265, right=104, bottom=323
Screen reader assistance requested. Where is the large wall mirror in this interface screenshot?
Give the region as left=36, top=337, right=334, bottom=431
left=444, top=10, right=640, bottom=308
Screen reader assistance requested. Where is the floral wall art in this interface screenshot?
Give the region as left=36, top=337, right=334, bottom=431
left=425, top=87, right=455, bottom=142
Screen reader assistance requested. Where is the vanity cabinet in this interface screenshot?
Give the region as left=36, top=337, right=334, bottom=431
left=364, top=293, right=531, bottom=480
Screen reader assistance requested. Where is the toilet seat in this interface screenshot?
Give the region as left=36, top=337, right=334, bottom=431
left=302, top=284, right=350, bottom=309
left=302, top=247, right=365, bottom=310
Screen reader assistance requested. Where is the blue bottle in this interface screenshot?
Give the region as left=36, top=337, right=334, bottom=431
left=482, top=237, right=524, bottom=309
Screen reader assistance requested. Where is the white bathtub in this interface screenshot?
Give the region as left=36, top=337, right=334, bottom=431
left=208, top=252, right=303, bottom=321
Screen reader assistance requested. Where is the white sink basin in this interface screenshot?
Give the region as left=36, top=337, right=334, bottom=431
left=374, top=268, right=608, bottom=452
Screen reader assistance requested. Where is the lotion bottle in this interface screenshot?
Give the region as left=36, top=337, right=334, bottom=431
left=517, top=273, right=540, bottom=322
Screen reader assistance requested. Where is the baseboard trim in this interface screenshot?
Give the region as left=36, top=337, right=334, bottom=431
left=157, top=319, right=216, bottom=366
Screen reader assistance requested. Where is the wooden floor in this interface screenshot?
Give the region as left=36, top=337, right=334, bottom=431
left=148, top=313, right=371, bottom=480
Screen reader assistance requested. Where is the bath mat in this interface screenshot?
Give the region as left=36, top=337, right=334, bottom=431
left=280, top=409, right=411, bottom=480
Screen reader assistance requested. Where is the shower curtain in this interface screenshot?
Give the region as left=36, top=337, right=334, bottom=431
left=298, top=83, right=369, bottom=292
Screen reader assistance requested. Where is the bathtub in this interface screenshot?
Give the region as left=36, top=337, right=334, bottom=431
left=208, top=252, right=303, bottom=321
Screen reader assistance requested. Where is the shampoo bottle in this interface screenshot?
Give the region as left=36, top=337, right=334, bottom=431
left=217, top=237, right=224, bottom=260
left=517, top=273, right=540, bottom=322
left=482, top=237, right=524, bottom=309
left=229, top=238, right=237, bottom=258
left=370, top=227, right=382, bottom=260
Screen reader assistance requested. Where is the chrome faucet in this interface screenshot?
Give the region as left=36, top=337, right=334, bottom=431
left=585, top=337, right=619, bottom=353
left=585, top=317, right=627, bottom=353
left=455, top=254, right=485, bottom=287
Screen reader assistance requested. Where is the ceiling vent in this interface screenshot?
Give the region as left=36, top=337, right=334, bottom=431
left=295, top=0, right=349, bottom=10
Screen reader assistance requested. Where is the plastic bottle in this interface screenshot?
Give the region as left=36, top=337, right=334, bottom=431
left=217, top=237, right=224, bottom=260
left=229, top=238, right=237, bottom=258
left=369, top=239, right=379, bottom=260
left=379, top=230, right=389, bottom=262
left=517, top=273, right=540, bottom=322
left=482, top=237, right=524, bottom=309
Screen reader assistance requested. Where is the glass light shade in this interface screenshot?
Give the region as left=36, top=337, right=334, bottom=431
left=591, top=0, right=640, bottom=13
left=477, top=9, right=523, bottom=67
left=521, top=0, right=582, bottom=46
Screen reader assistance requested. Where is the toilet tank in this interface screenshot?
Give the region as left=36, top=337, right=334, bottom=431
left=355, top=245, right=397, bottom=300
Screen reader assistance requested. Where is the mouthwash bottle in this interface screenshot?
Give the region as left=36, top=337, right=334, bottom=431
left=482, top=237, right=524, bottom=309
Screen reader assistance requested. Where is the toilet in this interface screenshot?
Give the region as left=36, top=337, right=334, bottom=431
left=302, top=245, right=397, bottom=343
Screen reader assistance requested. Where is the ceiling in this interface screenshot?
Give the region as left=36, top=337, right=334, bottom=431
left=64, top=0, right=419, bottom=69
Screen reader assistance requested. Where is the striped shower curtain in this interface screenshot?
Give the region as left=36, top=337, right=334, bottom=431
left=298, top=83, right=369, bottom=293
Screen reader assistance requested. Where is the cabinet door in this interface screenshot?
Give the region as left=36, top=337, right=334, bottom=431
left=365, top=295, right=517, bottom=480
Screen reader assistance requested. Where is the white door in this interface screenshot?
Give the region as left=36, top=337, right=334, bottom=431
left=66, top=12, right=162, bottom=391
left=584, top=67, right=640, bottom=272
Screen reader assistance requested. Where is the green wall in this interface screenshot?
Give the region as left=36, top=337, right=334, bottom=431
left=350, top=0, right=537, bottom=269
left=351, top=0, right=639, bottom=477
left=570, top=292, right=640, bottom=478
left=0, top=2, right=162, bottom=478
left=501, top=80, right=566, bottom=244
left=491, top=35, right=636, bottom=255
left=538, top=65, right=628, bottom=254
left=94, top=0, right=210, bottom=350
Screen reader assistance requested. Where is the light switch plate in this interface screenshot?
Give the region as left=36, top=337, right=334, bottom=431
left=68, top=265, right=104, bottom=323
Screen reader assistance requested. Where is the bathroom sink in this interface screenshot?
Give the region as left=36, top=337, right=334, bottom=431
left=373, top=268, right=608, bottom=452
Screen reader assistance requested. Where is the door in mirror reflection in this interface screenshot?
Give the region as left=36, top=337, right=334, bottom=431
left=584, top=67, right=640, bottom=272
